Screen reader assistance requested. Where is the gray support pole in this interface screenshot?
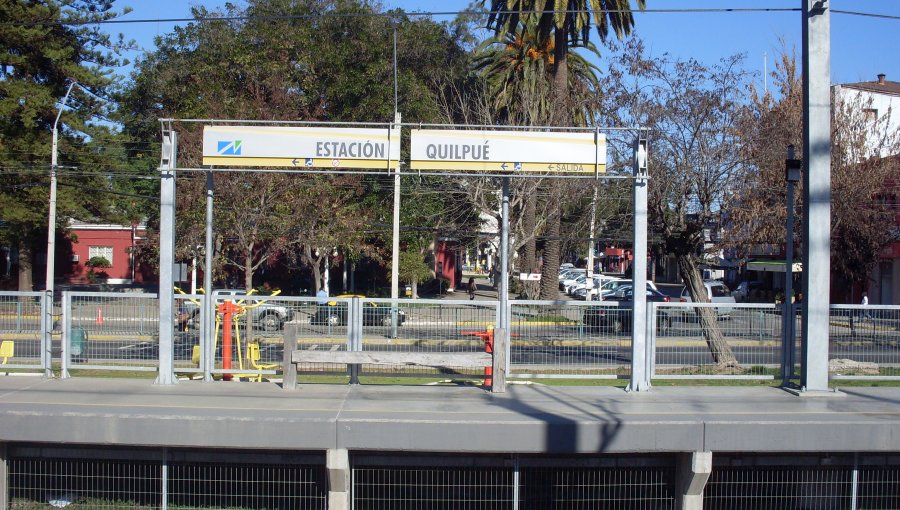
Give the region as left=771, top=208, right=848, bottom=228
left=160, top=447, right=169, bottom=510
left=203, top=171, right=214, bottom=382
left=42, top=291, right=52, bottom=377
left=282, top=324, right=298, bottom=390
left=628, top=135, right=650, bottom=392
left=390, top=114, right=401, bottom=338
left=801, top=0, right=831, bottom=392
left=783, top=152, right=801, bottom=386
left=585, top=181, right=598, bottom=301
left=157, top=126, right=178, bottom=385
left=675, top=451, right=712, bottom=510
left=326, top=448, right=350, bottom=510
left=492, top=327, right=507, bottom=393
left=46, top=82, right=75, bottom=378
left=60, top=291, right=71, bottom=379
left=0, top=442, right=7, bottom=510
left=390, top=115, right=401, bottom=303
left=499, top=177, right=510, bottom=331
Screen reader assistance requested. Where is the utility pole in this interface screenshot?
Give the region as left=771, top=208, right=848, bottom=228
left=45, top=81, right=76, bottom=377
left=46, top=82, right=76, bottom=299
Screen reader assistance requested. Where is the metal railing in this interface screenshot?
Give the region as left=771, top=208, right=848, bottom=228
left=652, top=302, right=785, bottom=380
left=2, top=290, right=899, bottom=383
left=509, top=301, right=631, bottom=379
left=0, top=291, right=50, bottom=373
left=829, top=304, right=900, bottom=380
left=61, top=291, right=160, bottom=377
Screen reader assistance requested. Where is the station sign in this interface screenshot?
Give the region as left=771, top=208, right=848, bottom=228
left=410, top=129, right=606, bottom=173
left=202, top=125, right=400, bottom=169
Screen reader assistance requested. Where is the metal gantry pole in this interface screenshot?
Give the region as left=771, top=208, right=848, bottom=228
left=801, top=0, right=831, bottom=392
left=585, top=181, right=599, bottom=302
left=203, top=170, right=214, bottom=382
left=628, top=135, right=650, bottom=392
left=500, top=177, right=510, bottom=331
left=156, top=125, right=177, bottom=385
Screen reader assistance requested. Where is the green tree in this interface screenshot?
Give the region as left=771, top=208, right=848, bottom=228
left=398, top=249, right=433, bottom=298
left=120, top=0, right=475, bottom=291
left=480, top=0, right=645, bottom=299
left=0, top=0, right=129, bottom=290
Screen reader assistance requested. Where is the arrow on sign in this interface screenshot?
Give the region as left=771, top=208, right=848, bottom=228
left=500, top=163, right=508, bottom=171
left=292, top=158, right=299, bottom=167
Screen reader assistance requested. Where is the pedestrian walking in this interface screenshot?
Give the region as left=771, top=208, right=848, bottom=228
left=861, top=292, right=871, bottom=320
left=467, top=277, right=476, bottom=300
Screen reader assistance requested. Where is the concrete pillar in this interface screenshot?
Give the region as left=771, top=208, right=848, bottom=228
left=327, top=448, right=350, bottom=510
left=800, top=0, right=831, bottom=392
left=675, top=451, right=712, bottom=510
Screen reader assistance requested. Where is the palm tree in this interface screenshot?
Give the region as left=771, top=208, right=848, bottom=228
left=481, top=0, right=644, bottom=298
left=472, top=19, right=602, bottom=297
left=472, top=19, right=601, bottom=126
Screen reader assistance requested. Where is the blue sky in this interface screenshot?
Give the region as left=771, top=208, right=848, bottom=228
left=111, top=0, right=899, bottom=87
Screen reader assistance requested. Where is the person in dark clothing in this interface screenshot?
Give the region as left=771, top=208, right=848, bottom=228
left=467, top=277, right=476, bottom=300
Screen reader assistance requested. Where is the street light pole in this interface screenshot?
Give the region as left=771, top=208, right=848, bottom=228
left=46, top=81, right=76, bottom=299
left=783, top=144, right=802, bottom=386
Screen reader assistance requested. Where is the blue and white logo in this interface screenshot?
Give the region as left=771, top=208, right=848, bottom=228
left=217, top=140, right=242, bottom=156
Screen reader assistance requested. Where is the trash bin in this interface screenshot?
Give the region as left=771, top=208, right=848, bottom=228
left=71, top=327, right=87, bottom=362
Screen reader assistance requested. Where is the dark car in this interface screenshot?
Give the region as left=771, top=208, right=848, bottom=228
left=583, top=286, right=672, bottom=333
left=310, top=295, right=406, bottom=327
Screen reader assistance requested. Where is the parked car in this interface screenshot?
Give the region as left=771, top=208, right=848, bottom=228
left=569, top=275, right=623, bottom=298
left=558, top=269, right=587, bottom=291
left=583, top=287, right=672, bottom=333
left=178, top=290, right=294, bottom=332
left=678, top=281, right=736, bottom=317
left=732, top=281, right=765, bottom=302
left=310, top=294, right=407, bottom=327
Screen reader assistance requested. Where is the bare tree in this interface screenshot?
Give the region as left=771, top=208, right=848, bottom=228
left=730, top=51, right=900, bottom=302
left=602, top=41, right=750, bottom=368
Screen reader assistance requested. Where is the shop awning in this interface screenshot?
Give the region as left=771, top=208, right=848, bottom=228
left=747, top=260, right=803, bottom=273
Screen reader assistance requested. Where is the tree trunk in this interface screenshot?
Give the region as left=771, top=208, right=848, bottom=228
left=538, top=29, right=570, bottom=300
left=243, top=242, right=254, bottom=292
left=539, top=194, right=562, bottom=299
left=521, top=191, right=540, bottom=299
left=304, top=246, right=323, bottom=293
left=17, top=241, right=34, bottom=293
left=677, top=255, right=739, bottom=368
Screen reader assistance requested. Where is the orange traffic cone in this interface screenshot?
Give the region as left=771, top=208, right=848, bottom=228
left=95, top=307, right=104, bottom=325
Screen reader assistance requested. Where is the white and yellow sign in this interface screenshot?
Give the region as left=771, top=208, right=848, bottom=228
left=410, top=129, right=606, bottom=173
left=202, top=125, right=400, bottom=169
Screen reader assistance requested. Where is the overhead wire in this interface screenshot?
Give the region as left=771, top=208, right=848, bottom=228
left=14, top=5, right=900, bottom=30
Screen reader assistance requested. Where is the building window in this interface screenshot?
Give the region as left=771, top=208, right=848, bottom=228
left=864, top=108, right=878, bottom=122
left=88, top=245, right=113, bottom=265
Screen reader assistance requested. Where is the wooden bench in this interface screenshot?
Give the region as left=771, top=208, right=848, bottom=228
left=282, top=325, right=507, bottom=392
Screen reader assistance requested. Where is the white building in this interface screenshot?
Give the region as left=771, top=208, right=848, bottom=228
left=833, top=73, right=900, bottom=158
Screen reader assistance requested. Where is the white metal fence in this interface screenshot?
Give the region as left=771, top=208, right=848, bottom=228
left=0, top=291, right=49, bottom=373
left=3, top=291, right=900, bottom=383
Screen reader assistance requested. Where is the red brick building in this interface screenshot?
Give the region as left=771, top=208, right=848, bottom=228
left=64, top=221, right=149, bottom=284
